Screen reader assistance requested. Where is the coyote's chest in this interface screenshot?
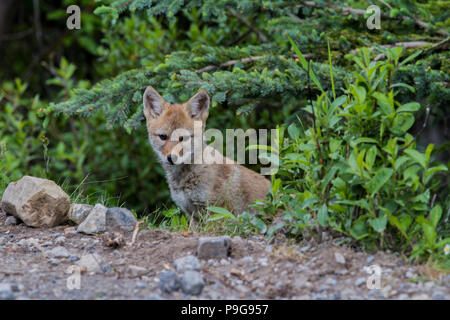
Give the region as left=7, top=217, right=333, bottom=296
left=165, top=165, right=209, bottom=215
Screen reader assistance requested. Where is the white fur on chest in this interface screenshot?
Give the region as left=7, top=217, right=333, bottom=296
left=170, top=188, right=190, bottom=213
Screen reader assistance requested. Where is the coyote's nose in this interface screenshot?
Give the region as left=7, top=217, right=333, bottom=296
left=167, top=154, right=176, bottom=165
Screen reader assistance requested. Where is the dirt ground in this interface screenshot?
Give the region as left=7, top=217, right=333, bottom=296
left=0, top=210, right=448, bottom=300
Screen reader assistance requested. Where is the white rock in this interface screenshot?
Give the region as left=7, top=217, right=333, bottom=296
left=46, top=246, right=70, bottom=258
left=55, top=236, right=66, bottom=245
left=127, top=265, right=149, bottom=278
left=334, top=252, right=346, bottom=264
left=77, top=253, right=102, bottom=273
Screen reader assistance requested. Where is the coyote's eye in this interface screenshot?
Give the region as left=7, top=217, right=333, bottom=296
left=159, top=134, right=168, bottom=141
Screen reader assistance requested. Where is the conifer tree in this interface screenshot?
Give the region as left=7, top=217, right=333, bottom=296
left=53, top=0, right=449, bottom=137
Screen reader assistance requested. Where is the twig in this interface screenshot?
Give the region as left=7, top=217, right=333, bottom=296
left=399, top=105, right=431, bottom=153
left=0, top=29, right=33, bottom=41
left=195, top=54, right=313, bottom=73
left=430, top=193, right=437, bottom=210
left=426, top=37, right=450, bottom=51
left=228, top=8, right=268, bottom=43
left=299, top=1, right=449, bottom=37
left=32, top=0, right=43, bottom=55
left=350, top=41, right=432, bottom=56
left=127, top=221, right=143, bottom=246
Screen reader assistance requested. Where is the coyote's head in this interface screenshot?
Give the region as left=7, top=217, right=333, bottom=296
left=143, top=86, right=209, bottom=165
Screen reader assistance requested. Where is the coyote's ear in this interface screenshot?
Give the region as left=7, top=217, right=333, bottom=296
left=143, top=86, right=165, bottom=119
left=186, top=89, right=210, bottom=121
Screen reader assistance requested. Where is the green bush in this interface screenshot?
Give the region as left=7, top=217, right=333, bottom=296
left=231, top=45, right=449, bottom=261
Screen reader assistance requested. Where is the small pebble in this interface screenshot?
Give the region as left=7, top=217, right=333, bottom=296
left=354, top=277, right=366, bottom=287
left=334, top=252, right=346, bottom=264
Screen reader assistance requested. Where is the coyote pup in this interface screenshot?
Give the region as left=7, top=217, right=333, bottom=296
left=143, top=86, right=270, bottom=216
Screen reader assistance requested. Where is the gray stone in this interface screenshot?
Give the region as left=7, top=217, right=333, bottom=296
left=334, top=252, right=346, bottom=264
left=174, top=255, right=201, bottom=273
left=0, top=283, right=14, bottom=300
left=55, top=236, right=66, bottom=245
left=102, top=264, right=113, bottom=274
left=77, top=253, right=102, bottom=273
left=106, top=207, right=137, bottom=232
left=46, top=246, right=70, bottom=258
left=69, top=204, right=93, bottom=225
left=300, top=245, right=310, bottom=253
left=324, top=278, right=338, bottom=286
left=17, top=238, right=40, bottom=248
left=354, top=277, right=366, bottom=287
left=239, top=256, right=254, bottom=264
left=0, top=236, right=5, bottom=246
left=127, top=265, right=148, bottom=278
left=159, top=271, right=181, bottom=293
left=69, top=255, right=79, bottom=262
left=366, top=256, right=374, bottom=264
left=5, top=216, right=19, bottom=226
left=48, top=258, right=59, bottom=266
left=197, top=236, right=231, bottom=260
left=181, top=271, right=204, bottom=296
left=258, top=257, right=269, bottom=267
left=1, top=176, right=70, bottom=227
left=77, top=204, right=107, bottom=235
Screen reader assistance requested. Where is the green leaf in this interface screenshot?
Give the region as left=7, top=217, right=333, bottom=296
left=390, top=83, right=415, bottom=93
left=318, top=204, right=329, bottom=227
left=404, top=149, right=426, bottom=169
left=369, top=214, right=387, bottom=233
left=207, top=206, right=235, bottom=221
left=373, top=92, right=394, bottom=115
left=430, top=205, right=442, bottom=228
left=321, top=167, right=338, bottom=194
left=286, top=33, right=308, bottom=70
left=365, top=146, right=377, bottom=170
left=399, top=50, right=423, bottom=66
left=337, top=199, right=371, bottom=211
left=287, top=123, right=300, bottom=140
left=350, top=219, right=369, bottom=240
left=267, top=223, right=285, bottom=238
left=366, top=168, right=393, bottom=194
left=397, top=102, right=420, bottom=113
left=391, top=113, right=414, bottom=135
left=425, top=144, right=433, bottom=165
left=252, top=218, right=267, bottom=234
left=422, top=223, right=436, bottom=248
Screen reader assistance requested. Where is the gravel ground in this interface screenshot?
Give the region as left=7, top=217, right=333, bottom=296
left=0, top=210, right=449, bottom=300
